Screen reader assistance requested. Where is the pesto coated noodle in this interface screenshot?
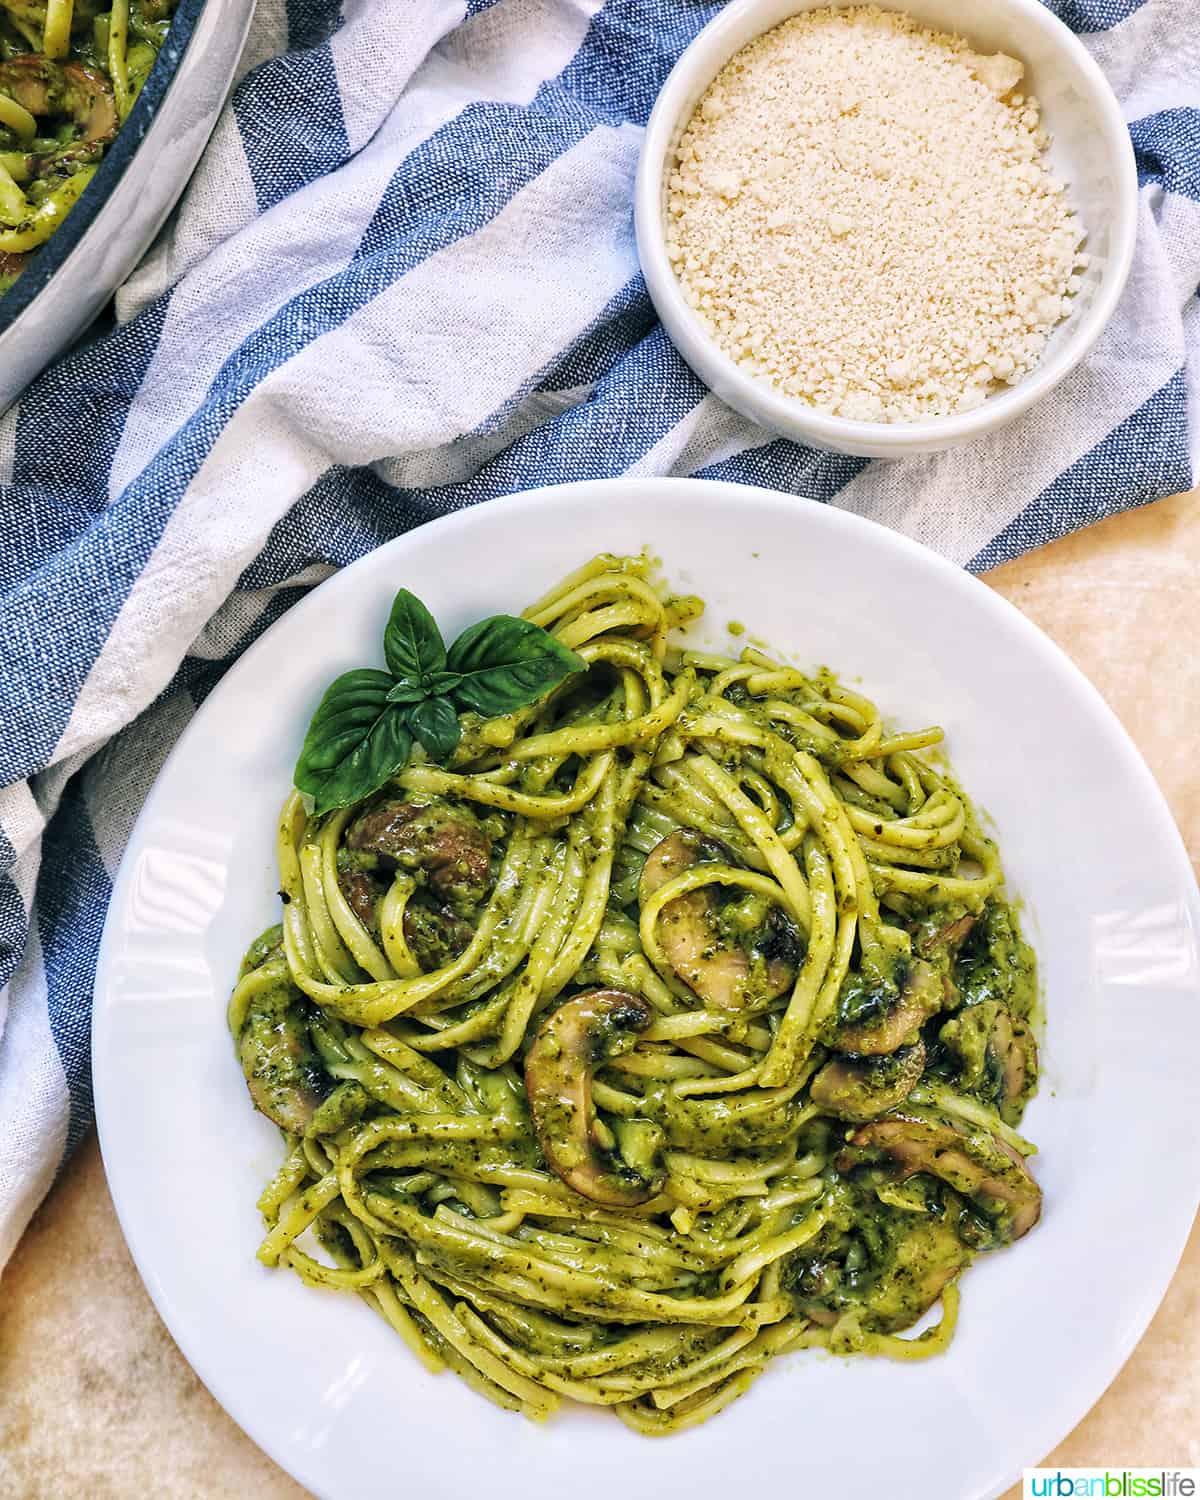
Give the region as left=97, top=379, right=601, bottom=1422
left=229, top=553, right=1042, bottom=1434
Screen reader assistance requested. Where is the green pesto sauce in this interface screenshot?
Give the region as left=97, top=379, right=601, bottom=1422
left=783, top=1177, right=980, bottom=1334
left=238, top=923, right=283, bottom=980
left=955, top=900, right=1038, bottom=1021
left=231, top=573, right=1051, bottom=1380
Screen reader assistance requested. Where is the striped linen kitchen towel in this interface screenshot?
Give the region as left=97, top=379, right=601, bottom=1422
left=0, top=0, right=1197, bottom=1268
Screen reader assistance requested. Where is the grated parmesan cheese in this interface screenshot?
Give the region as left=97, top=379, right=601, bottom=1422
left=666, top=5, right=1087, bottom=423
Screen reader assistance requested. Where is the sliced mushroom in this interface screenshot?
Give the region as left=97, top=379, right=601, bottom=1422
left=0, top=56, right=110, bottom=138
left=525, top=989, right=664, bottom=1207
left=346, top=796, right=492, bottom=908
left=987, top=1007, right=1038, bottom=1124
left=834, top=960, right=944, bottom=1057
left=938, top=1000, right=1039, bottom=1125
left=237, top=976, right=330, bottom=1135
left=913, top=910, right=977, bottom=1007
left=63, top=60, right=117, bottom=142
left=810, top=1041, right=926, bottom=1123
left=837, top=1115, right=1041, bottom=1241
left=638, top=829, right=799, bottom=1010
left=340, top=867, right=382, bottom=931
left=916, top=912, right=976, bottom=958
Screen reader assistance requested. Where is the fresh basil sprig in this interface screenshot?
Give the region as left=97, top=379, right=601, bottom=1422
left=447, top=614, right=591, bottom=716
left=294, top=588, right=586, bottom=814
left=383, top=589, right=447, bottom=683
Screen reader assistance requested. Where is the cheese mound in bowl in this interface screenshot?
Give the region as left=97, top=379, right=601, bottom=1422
left=666, top=5, right=1087, bottom=423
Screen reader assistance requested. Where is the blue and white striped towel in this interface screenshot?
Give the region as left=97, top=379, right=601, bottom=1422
left=0, top=0, right=1196, bottom=1269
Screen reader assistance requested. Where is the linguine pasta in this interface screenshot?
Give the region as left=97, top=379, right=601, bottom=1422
left=229, top=553, right=1041, bottom=1433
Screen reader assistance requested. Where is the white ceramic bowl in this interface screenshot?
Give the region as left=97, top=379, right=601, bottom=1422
left=0, top=0, right=255, bottom=413
left=94, top=479, right=1200, bottom=1500
left=635, top=0, right=1139, bottom=458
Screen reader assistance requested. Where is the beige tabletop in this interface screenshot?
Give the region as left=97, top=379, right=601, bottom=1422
left=1, top=491, right=1197, bottom=1499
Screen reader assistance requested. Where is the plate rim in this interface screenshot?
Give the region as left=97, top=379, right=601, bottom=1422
left=93, top=476, right=1200, bottom=1500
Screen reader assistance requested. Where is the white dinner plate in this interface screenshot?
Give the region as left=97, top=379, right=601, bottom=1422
left=94, top=478, right=1200, bottom=1500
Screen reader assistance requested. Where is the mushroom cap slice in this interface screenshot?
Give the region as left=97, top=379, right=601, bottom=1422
left=834, top=959, right=944, bottom=1056
left=639, top=829, right=798, bottom=1010
left=915, top=912, right=977, bottom=959
left=938, top=1000, right=1040, bottom=1124
left=988, top=1007, right=1039, bottom=1124
left=346, top=796, right=493, bottom=908
left=810, top=1041, right=926, bottom=1123
left=837, top=1115, right=1041, bottom=1241
left=238, top=978, right=330, bottom=1135
left=525, top=988, right=665, bottom=1207
left=855, top=1214, right=970, bottom=1333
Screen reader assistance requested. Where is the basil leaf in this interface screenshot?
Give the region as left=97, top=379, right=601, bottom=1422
left=407, top=695, right=462, bottom=762
left=294, top=669, right=413, bottom=814
left=424, top=670, right=462, bottom=697
left=384, top=589, right=446, bottom=682
left=446, top=615, right=586, bottom=716
left=386, top=680, right=428, bottom=706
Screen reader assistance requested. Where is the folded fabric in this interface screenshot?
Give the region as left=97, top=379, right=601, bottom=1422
left=0, top=0, right=1196, bottom=1270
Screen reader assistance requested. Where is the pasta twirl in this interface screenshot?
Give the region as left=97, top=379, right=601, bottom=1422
left=230, top=554, right=1042, bottom=1432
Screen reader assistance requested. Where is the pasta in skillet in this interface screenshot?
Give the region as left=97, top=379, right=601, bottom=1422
left=0, top=0, right=177, bottom=289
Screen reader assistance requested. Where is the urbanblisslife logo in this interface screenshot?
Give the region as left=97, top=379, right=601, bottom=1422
left=1025, top=1472, right=1199, bottom=1498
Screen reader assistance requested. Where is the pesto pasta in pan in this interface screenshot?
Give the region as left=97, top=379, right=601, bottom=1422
left=0, top=0, right=177, bottom=290
left=229, top=553, right=1041, bottom=1435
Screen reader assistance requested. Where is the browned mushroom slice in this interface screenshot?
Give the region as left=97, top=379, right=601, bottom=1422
left=916, top=912, right=976, bottom=958
left=0, top=56, right=118, bottom=185
left=0, top=55, right=117, bottom=142
left=237, top=977, right=330, bottom=1135
left=346, top=796, right=492, bottom=907
left=837, top=1115, right=1041, bottom=1241
left=339, top=867, right=382, bottom=931
left=338, top=864, right=474, bottom=971
left=809, top=1041, right=926, bottom=1123
left=525, top=989, right=665, bottom=1207
left=63, top=60, right=117, bottom=142
left=834, top=960, right=944, bottom=1056
left=638, top=829, right=798, bottom=1009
